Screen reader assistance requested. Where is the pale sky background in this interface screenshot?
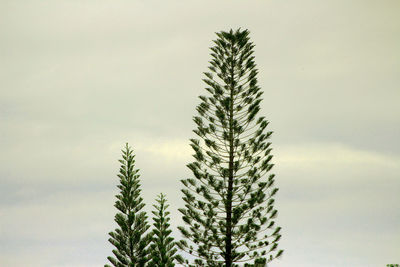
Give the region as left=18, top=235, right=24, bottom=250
left=1, top=1, right=399, bottom=266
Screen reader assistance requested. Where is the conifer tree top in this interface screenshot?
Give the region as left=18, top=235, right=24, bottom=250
left=178, top=28, right=283, bottom=266
left=105, top=143, right=151, bottom=267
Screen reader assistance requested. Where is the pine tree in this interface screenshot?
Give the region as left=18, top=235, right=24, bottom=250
left=148, top=193, right=181, bottom=267
left=177, top=29, right=283, bottom=266
left=105, top=143, right=151, bottom=267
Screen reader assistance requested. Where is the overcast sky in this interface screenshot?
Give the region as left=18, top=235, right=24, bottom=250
left=1, top=0, right=399, bottom=266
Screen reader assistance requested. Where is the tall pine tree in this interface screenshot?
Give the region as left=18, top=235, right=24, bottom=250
left=148, top=193, right=181, bottom=267
left=105, top=143, right=151, bottom=267
left=177, top=29, right=283, bottom=266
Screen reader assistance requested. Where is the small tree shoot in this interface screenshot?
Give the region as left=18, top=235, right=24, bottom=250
left=148, top=193, right=181, bottom=267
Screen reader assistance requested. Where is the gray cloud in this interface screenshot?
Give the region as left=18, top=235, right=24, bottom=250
left=1, top=0, right=399, bottom=266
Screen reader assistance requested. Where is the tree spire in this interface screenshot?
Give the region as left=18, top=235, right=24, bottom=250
left=177, top=28, right=283, bottom=266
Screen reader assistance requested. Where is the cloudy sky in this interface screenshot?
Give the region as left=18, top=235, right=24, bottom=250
left=1, top=0, right=399, bottom=266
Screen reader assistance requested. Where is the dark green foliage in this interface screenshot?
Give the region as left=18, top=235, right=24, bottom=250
left=105, top=143, right=151, bottom=267
left=177, top=29, right=283, bottom=266
left=148, top=194, right=182, bottom=267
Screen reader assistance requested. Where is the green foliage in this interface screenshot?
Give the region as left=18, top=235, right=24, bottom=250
left=177, top=29, right=284, bottom=266
left=148, top=194, right=182, bottom=267
left=105, top=143, right=151, bottom=267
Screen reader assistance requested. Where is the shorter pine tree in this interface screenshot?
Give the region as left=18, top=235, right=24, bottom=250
left=148, top=193, right=182, bottom=267
left=105, top=143, right=151, bottom=267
